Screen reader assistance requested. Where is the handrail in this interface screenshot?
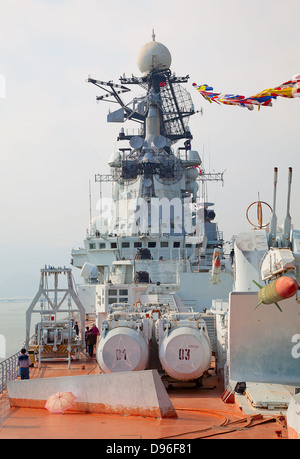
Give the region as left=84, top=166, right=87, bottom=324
left=0, top=352, right=21, bottom=393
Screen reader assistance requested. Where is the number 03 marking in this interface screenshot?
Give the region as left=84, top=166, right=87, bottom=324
left=179, top=348, right=190, bottom=360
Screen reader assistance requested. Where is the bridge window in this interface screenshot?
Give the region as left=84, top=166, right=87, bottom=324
left=108, top=297, right=118, bottom=304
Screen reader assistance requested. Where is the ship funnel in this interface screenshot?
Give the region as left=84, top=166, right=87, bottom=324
left=282, top=167, right=292, bottom=247
left=269, top=167, right=278, bottom=247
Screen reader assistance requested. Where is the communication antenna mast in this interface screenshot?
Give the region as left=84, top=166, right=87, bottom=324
left=89, top=179, right=92, bottom=234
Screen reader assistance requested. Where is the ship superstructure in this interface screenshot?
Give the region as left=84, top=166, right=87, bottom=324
left=70, top=35, right=233, bottom=381
left=71, top=35, right=232, bottom=319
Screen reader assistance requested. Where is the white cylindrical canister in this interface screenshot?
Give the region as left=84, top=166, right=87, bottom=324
left=96, top=327, right=149, bottom=373
left=159, top=326, right=211, bottom=381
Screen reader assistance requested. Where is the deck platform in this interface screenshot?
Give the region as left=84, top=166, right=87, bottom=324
left=0, top=354, right=289, bottom=440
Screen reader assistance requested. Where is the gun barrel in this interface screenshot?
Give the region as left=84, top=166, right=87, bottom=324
left=269, top=167, right=278, bottom=246
left=283, top=167, right=292, bottom=247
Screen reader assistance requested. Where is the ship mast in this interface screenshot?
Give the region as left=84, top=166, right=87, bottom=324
left=88, top=35, right=224, bottom=239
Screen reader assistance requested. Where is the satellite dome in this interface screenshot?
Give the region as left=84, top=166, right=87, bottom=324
left=136, top=31, right=172, bottom=76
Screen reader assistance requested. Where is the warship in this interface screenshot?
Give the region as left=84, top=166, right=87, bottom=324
left=1, top=34, right=300, bottom=441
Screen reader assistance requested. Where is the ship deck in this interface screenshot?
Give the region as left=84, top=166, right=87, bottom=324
left=0, top=354, right=288, bottom=440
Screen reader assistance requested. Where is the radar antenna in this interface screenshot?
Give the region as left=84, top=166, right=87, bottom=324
left=87, top=69, right=196, bottom=143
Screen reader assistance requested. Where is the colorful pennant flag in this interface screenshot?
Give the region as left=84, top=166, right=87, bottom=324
left=193, top=75, right=300, bottom=111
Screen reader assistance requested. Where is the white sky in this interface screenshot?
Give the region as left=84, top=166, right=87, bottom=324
left=0, top=0, right=300, bottom=296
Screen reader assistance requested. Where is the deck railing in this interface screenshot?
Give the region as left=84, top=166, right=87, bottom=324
left=0, top=352, right=20, bottom=394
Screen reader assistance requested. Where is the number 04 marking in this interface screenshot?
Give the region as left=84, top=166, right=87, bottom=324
left=116, top=348, right=127, bottom=360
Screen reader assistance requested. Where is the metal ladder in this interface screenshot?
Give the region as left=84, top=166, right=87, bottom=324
left=157, top=294, right=177, bottom=311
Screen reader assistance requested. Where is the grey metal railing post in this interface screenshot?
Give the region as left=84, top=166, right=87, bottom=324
left=0, top=352, right=21, bottom=394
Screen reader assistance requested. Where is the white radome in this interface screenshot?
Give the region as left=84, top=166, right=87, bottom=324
left=136, top=40, right=172, bottom=76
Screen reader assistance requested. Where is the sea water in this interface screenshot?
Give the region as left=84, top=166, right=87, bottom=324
left=0, top=299, right=40, bottom=362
